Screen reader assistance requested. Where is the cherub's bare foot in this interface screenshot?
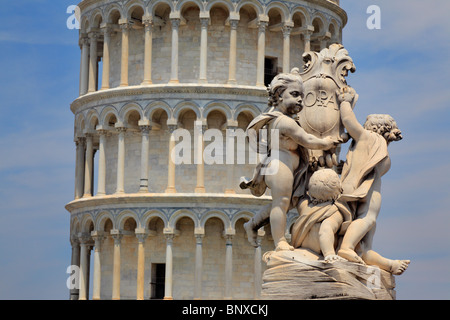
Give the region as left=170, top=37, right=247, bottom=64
left=338, top=248, right=366, bottom=265
left=324, top=254, right=347, bottom=263
left=275, top=240, right=294, bottom=252
left=243, top=221, right=258, bottom=247
left=390, top=260, right=410, bottom=275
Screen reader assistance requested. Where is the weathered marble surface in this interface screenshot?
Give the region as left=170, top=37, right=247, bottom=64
left=261, top=249, right=395, bottom=300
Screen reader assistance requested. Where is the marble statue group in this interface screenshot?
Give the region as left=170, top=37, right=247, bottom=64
left=241, top=44, right=409, bottom=277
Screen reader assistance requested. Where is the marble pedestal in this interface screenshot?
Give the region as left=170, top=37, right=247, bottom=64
left=261, top=249, right=396, bottom=300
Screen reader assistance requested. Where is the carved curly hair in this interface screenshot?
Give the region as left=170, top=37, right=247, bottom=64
left=363, top=114, right=399, bottom=139
left=267, top=68, right=304, bottom=109
left=308, top=169, right=343, bottom=204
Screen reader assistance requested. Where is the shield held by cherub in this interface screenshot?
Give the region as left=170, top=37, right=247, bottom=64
left=298, top=43, right=357, bottom=169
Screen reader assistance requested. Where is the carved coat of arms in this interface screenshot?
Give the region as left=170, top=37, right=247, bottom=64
left=298, top=44, right=356, bottom=168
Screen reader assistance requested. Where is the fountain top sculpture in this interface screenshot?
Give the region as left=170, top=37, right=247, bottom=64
left=242, top=45, right=410, bottom=300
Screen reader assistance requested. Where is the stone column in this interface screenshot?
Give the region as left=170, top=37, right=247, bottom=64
left=139, top=125, right=151, bottom=193
left=224, top=234, right=233, bottom=299
left=256, top=21, right=268, bottom=87
left=199, top=17, right=209, bottom=83
left=169, top=18, right=180, bottom=83
left=254, top=234, right=264, bottom=300
left=80, top=35, right=90, bottom=96
left=142, top=16, right=153, bottom=85
left=136, top=230, right=147, bottom=300
left=164, top=233, right=175, bottom=300
left=320, top=34, right=331, bottom=51
left=88, top=31, right=99, bottom=93
left=194, top=122, right=205, bottom=193
left=74, top=137, right=85, bottom=200
left=165, top=125, right=177, bottom=193
left=119, top=20, right=130, bottom=87
left=224, top=164, right=236, bottom=194
left=101, top=25, right=112, bottom=90
left=111, top=230, right=123, bottom=300
left=227, top=19, right=239, bottom=85
left=96, top=129, right=107, bottom=196
left=69, top=236, right=80, bottom=300
left=115, top=126, right=127, bottom=194
left=91, top=232, right=104, bottom=300
left=83, top=133, right=93, bottom=198
left=282, top=25, right=292, bottom=73
left=86, top=244, right=92, bottom=299
left=303, top=30, right=312, bottom=53
left=320, top=39, right=326, bottom=50
left=225, top=125, right=237, bottom=194
left=78, top=235, right=90, bottom=300
left=194, top=233, right=204, bottom=300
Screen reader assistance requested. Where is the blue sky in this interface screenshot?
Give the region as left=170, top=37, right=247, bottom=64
left=0, top=0, right=449, bottom=299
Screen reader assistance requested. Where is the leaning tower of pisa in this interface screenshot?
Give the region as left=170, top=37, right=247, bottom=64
left=66, top=0, right=347, bottom=300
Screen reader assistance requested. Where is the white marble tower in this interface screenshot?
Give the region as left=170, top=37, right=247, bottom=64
left=66, top=0, right=347, bottom=300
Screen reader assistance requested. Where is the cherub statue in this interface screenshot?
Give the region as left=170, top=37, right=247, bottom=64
left=291, top=168, right=352, bottom=263
left=336, top=86, right=410, bottom=275
left=240, top=69, right=338, bottom=252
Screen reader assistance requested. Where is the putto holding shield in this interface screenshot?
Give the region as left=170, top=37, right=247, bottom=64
left=242, top=44, right=409, bottom=276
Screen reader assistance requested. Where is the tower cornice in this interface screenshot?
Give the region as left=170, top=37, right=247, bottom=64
left=76, top=0, right=347, bottom=27
left=70, top=84, right=268, bottom=115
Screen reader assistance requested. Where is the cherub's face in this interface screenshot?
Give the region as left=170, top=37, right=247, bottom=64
left=279, top=82, right=304, bottom=116
left=387, top=126, right=403, bottom=142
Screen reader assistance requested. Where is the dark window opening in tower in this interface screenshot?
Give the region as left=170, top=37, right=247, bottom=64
left=150, top=263, right=166, bottom=299
left=264, top=57, right=278, bottom=87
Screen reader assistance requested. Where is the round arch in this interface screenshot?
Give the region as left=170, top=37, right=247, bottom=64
left=116, top=210, right=140, bottom=230
left=328, top=19, right=339, bottom=42
left=200, top=210, right=231, bottom=230
left=80, top=16, right=90, bottom=34
left=144, top=101, right=173, bottom=121
left=75, top=113, right=86, bottom=137
left=236, top=0, right=264, bottom=16
left=168, top=209, right=199, bottom=230
left=85, top=109, right=100, bottom=130
left=99, top=105, right=119, bottom=127
left=125, top=0, right=146, bottom=20
left=206, top=0, right=234, bottom=14
left=177, top=0, right=204, bottom=12
left=151, top=0, right=175, bottom=16
left=142, top=209, right=169, bottom=230
left=89, top=9, right=104, bottom=29
left=311, top=13, right=327, bottom=35
left=233, top=104, right=260, bottom=121
left=89, top=13, right=103, bottom=30
left=105, top=4, right=125, bottom=23
left=173, top=101, right=201, bottom=121
left=231, top=211, right=253, bottom=230
left=203, top=102, right=232, bottom=120
left=291, top=6, right=309, bottom=26
left=71, top=216, right=81, bottom=236
left=80, top=213, right=95, bottom=233
left=119, top=102, right=144, bottom=124
left=265, top=2, right=290, bottom=24
left=95, top=211, right=115, bottom=231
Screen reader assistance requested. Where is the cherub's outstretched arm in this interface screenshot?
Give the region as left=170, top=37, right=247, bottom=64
left=337, top=87, right=365, bottom=141
left=278, top=116, right=337, bottom=150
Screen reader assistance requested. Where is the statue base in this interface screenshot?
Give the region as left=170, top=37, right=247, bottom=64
left=261, top=249, right=396, bottom=300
